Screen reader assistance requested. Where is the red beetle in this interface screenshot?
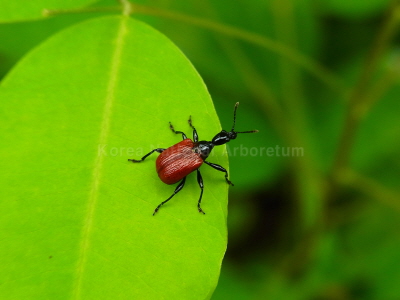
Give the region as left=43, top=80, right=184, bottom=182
left=128, top=102, right=258, bottom=215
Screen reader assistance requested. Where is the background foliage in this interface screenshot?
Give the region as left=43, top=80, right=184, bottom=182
left=1, top=0, right=400, bottom=299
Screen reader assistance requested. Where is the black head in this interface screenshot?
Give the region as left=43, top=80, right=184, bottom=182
left=211, top=102, right=258, bottom=146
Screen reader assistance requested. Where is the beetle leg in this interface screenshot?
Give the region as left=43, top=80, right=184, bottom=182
left=153, top=177, right=186, bottom=215
left=128, top=148, right=165, bottom=162
left=204, top=161, right=234, bottom=186
left=188, top=116, right=199, bottom=142
left=196, top=169, right=205, bottom=214
left=169, top=122, right=187, bottom=140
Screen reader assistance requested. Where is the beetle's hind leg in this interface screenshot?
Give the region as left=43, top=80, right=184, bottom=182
left=128, top=148, right=165, bottom=162
left=196, top=169, right=205, bottom=214
left=188, top=116, right=199, bottom=142
left=153, top=177, right=186, bottom=215
left=169, top=122, right=187, bottom=140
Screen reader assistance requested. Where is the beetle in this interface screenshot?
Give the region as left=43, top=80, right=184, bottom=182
left=128, top=102, right=258, bottom=215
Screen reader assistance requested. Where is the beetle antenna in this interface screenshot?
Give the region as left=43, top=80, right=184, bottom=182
left=231, top=102, right=258, bottom=134
left=231, top=102, right=239, bottom=132
left=236, top=130, right=259, bottom=134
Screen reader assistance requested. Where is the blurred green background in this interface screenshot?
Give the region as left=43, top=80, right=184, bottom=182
left=1, top=0, right=400, bottom=299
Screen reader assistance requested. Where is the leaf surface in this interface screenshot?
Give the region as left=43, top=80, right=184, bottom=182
left=0, top=15, right=228, bottom=299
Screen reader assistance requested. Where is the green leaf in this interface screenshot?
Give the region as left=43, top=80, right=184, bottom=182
left=0, top=0, right=96, bottom=23
left=0, top=16, right=228, bottom=299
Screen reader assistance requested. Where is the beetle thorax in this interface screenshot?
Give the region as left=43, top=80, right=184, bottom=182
left=193, top=141, right=214, bottom=160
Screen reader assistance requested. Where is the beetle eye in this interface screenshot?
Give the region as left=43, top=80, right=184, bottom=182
left=228, top=132, right=237, bottom=140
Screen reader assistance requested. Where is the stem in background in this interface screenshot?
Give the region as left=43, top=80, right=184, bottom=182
left=118, top=0, right=132, bottom=16
left=340, top=169, right=400, bottom=211
left=331, top=2, right=400, bottom=178
left=130, top=4, right=345, bottom=97
left=43, top=6, right=121, bottom=17
left=360, top=69, right=399, bottom=115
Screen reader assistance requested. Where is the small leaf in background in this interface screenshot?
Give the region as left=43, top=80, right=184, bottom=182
left=0, top=16, right=228, bottom=299
left=0, top=14, right=91, bottom=79
left=0, top=5, right=122, bottom=80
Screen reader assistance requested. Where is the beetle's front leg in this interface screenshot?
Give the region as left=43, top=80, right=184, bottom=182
left=204, top=161, right=234, bottom=186
left=169, top=122, right=187, bottom=140
left=188, top=115, right=198, bottom=142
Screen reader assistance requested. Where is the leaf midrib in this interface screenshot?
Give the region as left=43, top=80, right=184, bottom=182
left=71, top=16, right=128, bottom=300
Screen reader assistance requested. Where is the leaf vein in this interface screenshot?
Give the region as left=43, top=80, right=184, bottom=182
left=71, top=16, right=129, bottom=300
